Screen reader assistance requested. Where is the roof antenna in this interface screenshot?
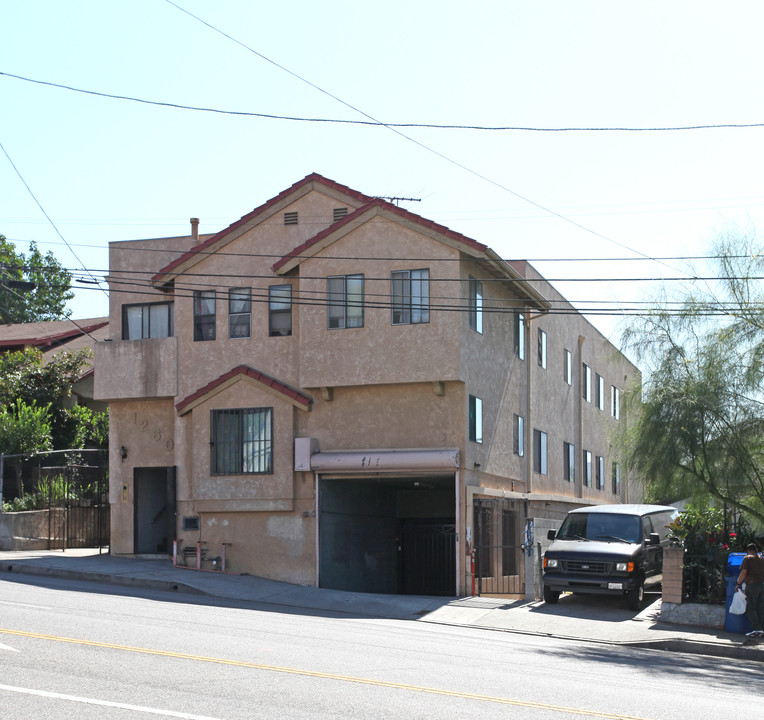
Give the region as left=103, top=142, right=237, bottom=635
left=375, top=196, right=422, bottom=207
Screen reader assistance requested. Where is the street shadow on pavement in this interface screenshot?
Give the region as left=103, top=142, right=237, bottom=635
left=0, top=570, right=453, bottom=623
left=528, top=590, right=661, bottom=621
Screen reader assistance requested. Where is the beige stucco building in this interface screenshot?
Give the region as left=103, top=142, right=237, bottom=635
left=95, top=173, right=640, bottom=598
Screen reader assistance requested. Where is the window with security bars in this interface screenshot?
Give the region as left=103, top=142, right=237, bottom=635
left=269, top=284, right=292, bottom=336
left=211, top=407, right=273, bottom=474
left=327, top=274, right=364, bottom=329
left=193, top=290, right=216, bottom=341
left=391, top=269, right=429, bottom=324
left=228, top=288, right=251, bottom=339
left=122, top=301, right=173, bottom=340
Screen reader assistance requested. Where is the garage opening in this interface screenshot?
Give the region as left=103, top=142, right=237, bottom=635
left=318, top=475, right=456, bottom=596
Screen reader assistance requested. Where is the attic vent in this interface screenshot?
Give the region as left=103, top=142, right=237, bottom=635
left=333, top=207, right=349, bottom=222
left=284, top=211, right=299, bottom=226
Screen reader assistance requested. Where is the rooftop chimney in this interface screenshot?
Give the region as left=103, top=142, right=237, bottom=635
left=190, top=217, right=199, bottom=241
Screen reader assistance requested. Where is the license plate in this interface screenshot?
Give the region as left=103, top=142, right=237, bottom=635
left=608, top=582, right=623, bottom=590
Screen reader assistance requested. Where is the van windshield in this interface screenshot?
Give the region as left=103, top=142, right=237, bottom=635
left=557, top=513, right=641, bottom=543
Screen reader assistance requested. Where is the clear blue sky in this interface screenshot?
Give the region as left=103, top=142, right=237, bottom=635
left=3, top=1, right=764, bottom=344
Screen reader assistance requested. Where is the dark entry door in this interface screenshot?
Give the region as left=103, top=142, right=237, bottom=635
left=134, top=467, right=176, bottom=554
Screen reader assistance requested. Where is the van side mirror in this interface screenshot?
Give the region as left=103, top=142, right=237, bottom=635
left=648, top=532, right=661, bottom=546
left=547, top=529, right=557, bottom=541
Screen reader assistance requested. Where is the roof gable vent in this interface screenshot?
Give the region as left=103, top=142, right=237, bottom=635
left=333, top=207, right=349, bottom=222
left=284, top=211, right=299, bottom=226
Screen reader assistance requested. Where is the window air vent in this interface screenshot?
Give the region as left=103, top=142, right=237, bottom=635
left=284, top=211, right=299, bottom=226
left=333, top=207, right=349, bottom=222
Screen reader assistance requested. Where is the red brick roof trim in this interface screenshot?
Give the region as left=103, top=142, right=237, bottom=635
left=273, top=198, right=487, bottom=272
left=175, top=364, right=311, bottom=415
left=152, top=173, right=375, bottom=284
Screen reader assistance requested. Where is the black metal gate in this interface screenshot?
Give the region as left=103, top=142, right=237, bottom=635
left=474, top=498, right=524, bottom=595
left=42, top=461, right=109, bottom=550
left=399, top=521, right=456, bottom=596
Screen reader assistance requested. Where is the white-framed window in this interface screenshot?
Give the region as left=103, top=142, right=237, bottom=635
left=514, top=414, right=524, bottom=457
left=596, top=373, right=605, bottom=411
left=391, top=269, right=429, bottom=325
left=564, top=349, right=572, bottom=385
left=228, top=288, right=251, bottom=339
left=563, top=441, right=575, bottom=482
left=469, top=277, right=483, bottom=333
left=583, top=363, right=591, bottom=403
left=469, top=395, right=483, bottom=443
left=611, top=385, right=620, bottom=419
left=269, top=284, right=292, bottom=337
left=596, top=455, right=605, bottom=490
left=327, top=274, right=364, bottom=329
left=515, top=311, right=525, bottom=359
left=211, top=407, right=273, bottom=475
left=122, top=301, right=173, bottom=340
left=193, top=290, right=216, bottom=341
left=533, top=429, right=548, bottom=475
left=583, top=450, right=592, bottom=487
left=538, top=328, right=547, bottom=369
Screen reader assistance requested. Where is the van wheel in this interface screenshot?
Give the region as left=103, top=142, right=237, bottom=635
left=625, top=581, right=644, bottom=611
left=543, top=586, right=560, bottom=604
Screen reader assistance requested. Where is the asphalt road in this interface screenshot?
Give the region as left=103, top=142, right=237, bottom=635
left=1, top=574, right=762, bottom=720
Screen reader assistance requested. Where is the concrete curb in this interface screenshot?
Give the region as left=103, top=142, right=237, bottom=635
left=0, top=561, right=205, bottom=596
left=3, top=559, right=762, bottom=662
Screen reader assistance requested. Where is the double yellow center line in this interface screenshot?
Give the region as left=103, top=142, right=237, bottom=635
left=0, top=627, right=653, bottom=720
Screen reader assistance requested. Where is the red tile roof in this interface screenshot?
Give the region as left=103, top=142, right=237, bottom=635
left=175, top=364, right=311, bottom=415
left=152, top=173, right=375, bottom=285
left=272, top=198, right=487, bottom=272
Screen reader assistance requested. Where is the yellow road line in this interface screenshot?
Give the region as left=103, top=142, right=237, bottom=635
left=0, top=627, right=653, bottom=720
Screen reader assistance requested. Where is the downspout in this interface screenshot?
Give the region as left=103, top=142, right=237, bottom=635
left=525, top=312, right=533, bottom=494
left=455, top=468, right=461, bottom=596
left=577, top=335, right=586, bottom=499
left=314, top=471, right=320, bottom=587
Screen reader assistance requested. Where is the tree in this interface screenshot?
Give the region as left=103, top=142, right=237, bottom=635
left=0, top=400, right=52, bottom=456
left=621, top=230, right=764, bottom=526
left=0, top=234, right=74, bottom=323
left=0, top=347, right=107, bottom=450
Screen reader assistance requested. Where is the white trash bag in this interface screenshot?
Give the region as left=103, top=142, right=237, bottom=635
left=730, top=587, right=747, bottom=615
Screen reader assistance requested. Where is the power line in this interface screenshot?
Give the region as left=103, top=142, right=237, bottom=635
left=4, top=70, right=764, bottom=134
left=0, top=140, right=106, bottom=295
left=161, top=1, right=689, bottom=279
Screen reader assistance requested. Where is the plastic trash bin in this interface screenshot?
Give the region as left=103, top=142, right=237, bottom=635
left=725, top=553, right=752, bottom=634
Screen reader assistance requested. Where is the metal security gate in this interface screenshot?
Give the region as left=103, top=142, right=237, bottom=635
left=399, top=521, right=456, bottom=596
left=474, top=498, right=524, bottom=596
left=43, top=461, right=109, bottom=550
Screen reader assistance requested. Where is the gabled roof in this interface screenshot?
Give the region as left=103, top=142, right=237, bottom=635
left=0, top=318, right=109, bottom=351
left=151, top=173, right=374, bottom=287
left=175, top=364, right=312, bottom=416
left=272, top=198, right=549, bottom=308
left=272, top=198, right=487, bottom=273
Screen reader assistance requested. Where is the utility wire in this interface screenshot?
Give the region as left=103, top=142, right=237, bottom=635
left=4, top=69, right=764, bottom=133
left=0, top=140, right=106, bottom=295
left=163, top=1, right=688, bottom=278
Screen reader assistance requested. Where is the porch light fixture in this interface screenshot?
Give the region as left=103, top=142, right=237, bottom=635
left=120, top=446, right=128, bottom=462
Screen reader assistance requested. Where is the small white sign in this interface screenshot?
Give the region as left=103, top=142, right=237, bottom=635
left=608, top=582, right=623, bottom=590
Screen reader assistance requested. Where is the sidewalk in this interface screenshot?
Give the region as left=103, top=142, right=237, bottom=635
left=1, top=548, right=762, bottom=662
